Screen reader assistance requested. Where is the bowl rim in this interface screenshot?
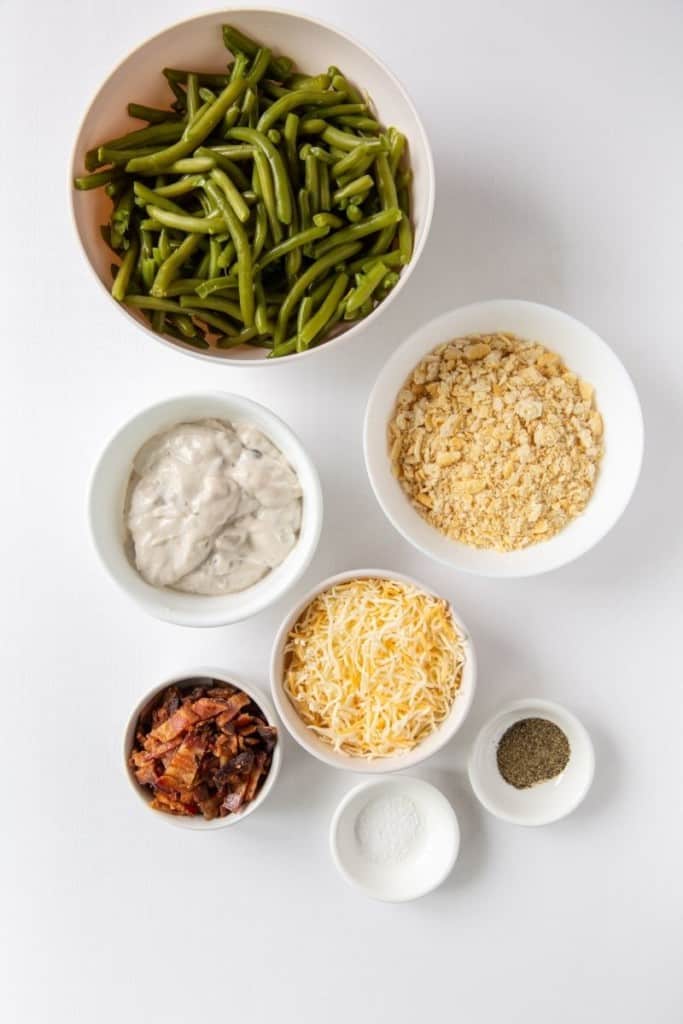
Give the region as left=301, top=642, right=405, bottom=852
left=363, top=299, right=645, bottom=578
left=122, top=666, right=282, bottom=830
left=269, top=566, right=477, bottom=773
left=467, top=697, right=596, bottom=827
left=87, top=390, right=323, bottom=627
left=68, top=6, right=435, bottom=366
left=329, top=776, right=460, bottom=902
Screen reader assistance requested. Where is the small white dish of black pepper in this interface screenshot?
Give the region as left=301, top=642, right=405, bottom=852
left=468, top=699, right=595, bottom=826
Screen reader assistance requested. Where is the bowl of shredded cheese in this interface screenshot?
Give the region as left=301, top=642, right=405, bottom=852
left=270, top=569, right=476, bottom=772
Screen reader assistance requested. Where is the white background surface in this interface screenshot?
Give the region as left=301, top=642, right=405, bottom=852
left=2, top=1, right=681, bottom=1021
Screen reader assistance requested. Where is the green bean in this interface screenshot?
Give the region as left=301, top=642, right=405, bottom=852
left=74, top=169, right=122, bottom=191
left=182, top=307, right=240, bottom=335
left=332, top=174, right=374, bottom=204
left=345, top=260, right=388, bottom=314
left=329, top=72, right=362, bottom=104
left=298, top=188, right=312, bottom=232
left=331, top=140, right=385, bottom=179
left=207, top=144, right=255, bottom=161
left=164, top=68, right=230, bottom=88
left=304, top=151, right=320, bottom=213
left=150, top=310, right=166, bottom=332
left=186, top=73, right=199, bottom=120
left=227, top=126, right=292, bottom=224
left=203, top=179, right=255, bottom=327
left=111, top=238, right=139, bottom=302
left=156, top=228, right=171, bottom=262
left=209, top=236, right=221, bottom=279
left=216, top=325, right=262, bottom=348
left=256, top=90, right=344, bottom=134
left=167, top=77, right=187, bottom=112
left=288, top=73, right=331, bottom=91
left=169, top=313, right=199, bottom=339
left=124, top=294, right=183, bottom=313
left=98, top=145, right=160, bottom=166
left=319, top=162, right=331, bottom=211
left=296, top=272, right=349, bottom=351
left=275, top=241, right=362, bottom=343
left=127, top=103, right=181, bottom=123
left=312, top=208, right=401, bottom=257
left=105, top=178, right=129, bottom=199
left=196, top=274, right=238, bottom=298
left=316, top=103, right=367, bottom=118
left=252, top=148, right=282, bottom=243
left=146, top=205, right=227, bottom=234
left=257, top=225, right=329, bottom=270
left=110, top=188, right=135, bottom=249
left=346, top=204, right=363, bottom=223
left=369, top=153, right=399, bottom=255
left=336, top=116, right=381, bottom=132
left=133, top=181, right=186, bottom=215
left=222, top=25, right=293, bottom=82
left=297, top=295, right=313, bottom=336
left=210, top=166, right=250, bottom=223
left=302, top=145, right=336, bottom=165
left=252, top=203, right=268, bottom=260
left=321, top=125, right=365, bottom=152
left=388, top=128, right=406, bottom=176
left=397, top=186, right=413, bottom=264
left=140, top=218, right=164, bottom=231
left=179, top=294, right=243, bottom=321
left=245, top=48, right=272, bottom=89
left=152, top=174, right=205, bottom=197
left=308, top=274, right=336, bottom=309
left=241, top=87, right=258, bottom=127
left=151, top=233, right=202, bottom=296
left=195, top=248, right=211, bottom=279
left=313, top=212, right=344, bottom=229
left=217, top=238, right=237, bottom=270
left=163, top=277, right=206, bottom=296
left=254, top=280, right=272, bottom=334
left=168, top=326, right=211, bottom=350
left=133, top=157, right=215, bottom=176
left=283, top=113, right=300, bottom=186
left=199, top=86, right=217, bottom=104
left=298, top=119, right=328, bottom=136
left=126, top=76, right=247, bottom=173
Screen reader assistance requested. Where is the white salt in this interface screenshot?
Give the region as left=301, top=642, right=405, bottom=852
left=354, top=794, right=421, bottom=864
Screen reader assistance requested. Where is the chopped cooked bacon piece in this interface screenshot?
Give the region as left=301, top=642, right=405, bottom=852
left=145, top=705, right=198, bottom=749
left=150, top=791, right=197, bottom=816
left=244, top=752, right=268, bottom=804
left=213, top=692, right=252, bottom=727
left=158, top=731, right=209, bottom=790
left=129, top=679, right=276, bottom=820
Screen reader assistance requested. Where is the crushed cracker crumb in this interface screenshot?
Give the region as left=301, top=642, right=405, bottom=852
left=388, top=333, right=604, bottom=551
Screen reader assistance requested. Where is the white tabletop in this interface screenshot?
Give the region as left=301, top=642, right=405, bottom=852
left=3, top=1, right=682, bottom=1021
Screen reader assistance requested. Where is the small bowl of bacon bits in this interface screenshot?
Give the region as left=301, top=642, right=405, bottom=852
left=125, top=669, right=280, bottom=828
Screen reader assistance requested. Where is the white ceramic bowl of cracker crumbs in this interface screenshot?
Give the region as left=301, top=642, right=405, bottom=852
left=364, top=300, right=644, bottom=577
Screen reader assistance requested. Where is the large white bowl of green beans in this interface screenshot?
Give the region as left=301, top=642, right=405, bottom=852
left=70, top=10, right=434, bottom=362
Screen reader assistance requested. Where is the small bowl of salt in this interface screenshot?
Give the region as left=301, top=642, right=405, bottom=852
left=330, top=777, right=460, bottom=902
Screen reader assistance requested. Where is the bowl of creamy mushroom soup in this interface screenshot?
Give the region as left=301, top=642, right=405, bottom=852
left=89, top=393, right=323, bottom=626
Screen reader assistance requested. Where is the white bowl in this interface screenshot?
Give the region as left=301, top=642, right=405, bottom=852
left=123, top=667, right=281, bottom=830
left=70, top=8, right=434, bottom=364
left=364, top=300, right=644, bottom=577
left=468, top=698, right=595, bottom=826
left=88, top=392, right=323, bottom=626
left=270, top=568, right=476, bottom=773
left=330, top=777, right=460, bottom=901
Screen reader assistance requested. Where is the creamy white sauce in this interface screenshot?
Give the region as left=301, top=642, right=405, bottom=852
left=125, top=418, right=302, bottom=595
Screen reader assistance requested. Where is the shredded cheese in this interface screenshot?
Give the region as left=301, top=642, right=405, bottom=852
left=283, top=578, right=464, bottom=759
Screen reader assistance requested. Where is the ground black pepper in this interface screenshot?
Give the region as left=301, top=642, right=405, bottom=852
left=496, top=717, right=570, bottom=789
